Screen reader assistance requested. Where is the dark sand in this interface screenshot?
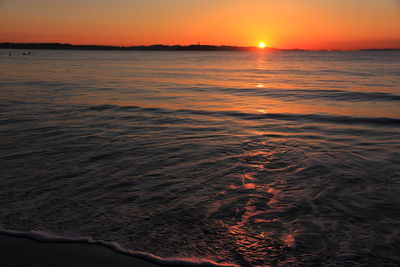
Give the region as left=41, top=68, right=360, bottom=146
left=0, top=234, right=162, bottom=267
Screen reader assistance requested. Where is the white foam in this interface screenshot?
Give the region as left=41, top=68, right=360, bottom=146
left=0, top=228, right=239, bottom=267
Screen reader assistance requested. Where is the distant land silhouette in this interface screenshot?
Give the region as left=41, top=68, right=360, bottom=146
left=0, top=43, right=399, bottom=51
left=0, top=43, right=280, bottom=51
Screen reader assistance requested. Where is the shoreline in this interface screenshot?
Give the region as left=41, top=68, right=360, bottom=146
left=2, top=42, right=399, bottom=52
left=0, top=233, right=161, bottom=267
left=0, top=230, right=238, bottom=267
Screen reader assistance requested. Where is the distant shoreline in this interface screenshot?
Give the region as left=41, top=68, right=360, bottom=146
left=1, top=42, right=399, bottom=52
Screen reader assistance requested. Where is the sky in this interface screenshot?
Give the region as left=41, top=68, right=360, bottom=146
left=1, top=0, right=400, bottom=49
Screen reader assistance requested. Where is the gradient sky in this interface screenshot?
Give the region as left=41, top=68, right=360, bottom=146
left=1, top=0, right=400, bottom=49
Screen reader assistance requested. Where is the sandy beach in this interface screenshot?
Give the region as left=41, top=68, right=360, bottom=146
left=0, top=234, right=161, bottom=267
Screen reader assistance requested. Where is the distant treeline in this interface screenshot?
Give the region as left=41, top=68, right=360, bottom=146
left=0, top=42, right=280, bottom=51
left=1, top=43, right=398, bottom=52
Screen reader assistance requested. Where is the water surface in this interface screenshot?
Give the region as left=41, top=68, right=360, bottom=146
left=1, top=50, right=399, bottom=266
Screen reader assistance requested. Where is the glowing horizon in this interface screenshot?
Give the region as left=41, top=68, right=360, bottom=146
left=1, top=0, right=400, bottom=50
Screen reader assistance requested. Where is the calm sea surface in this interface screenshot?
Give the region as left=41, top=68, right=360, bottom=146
left=0, top=50, right=399, bottom=266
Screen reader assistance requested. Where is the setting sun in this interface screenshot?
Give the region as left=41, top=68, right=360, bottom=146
left=1, top=1, right=400, bottom=267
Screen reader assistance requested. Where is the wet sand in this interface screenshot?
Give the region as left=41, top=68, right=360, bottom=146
left=0, top=234, right=161, bottom=267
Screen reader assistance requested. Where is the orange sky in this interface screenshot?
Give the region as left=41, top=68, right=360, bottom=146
left=1, top=0, right=400, bottom=49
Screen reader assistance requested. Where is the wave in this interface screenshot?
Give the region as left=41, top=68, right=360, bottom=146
left=87, top=104, right=400, bottom=127
left=0, top=228, right=238, bottom=267
left=3, top=78, right=399, bottom=103
left=258, top=89, right=400, bottom=102
left=185, top=86, right=400, bottom=102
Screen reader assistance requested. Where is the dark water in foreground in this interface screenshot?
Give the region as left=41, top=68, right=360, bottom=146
left=0, top=50, right=399, bottom=266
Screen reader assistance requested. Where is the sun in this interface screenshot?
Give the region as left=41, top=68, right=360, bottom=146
left=259, top=42, right=266, bottom=48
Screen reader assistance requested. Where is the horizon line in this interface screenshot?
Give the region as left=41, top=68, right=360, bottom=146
left=1, top=42, right=399, bottom=52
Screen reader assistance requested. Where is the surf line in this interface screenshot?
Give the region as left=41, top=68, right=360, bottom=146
left=0, top=228, right=239, bottom=267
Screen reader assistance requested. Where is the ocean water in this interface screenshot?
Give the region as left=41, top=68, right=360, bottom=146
left=0, top=50, right=399, bottom=266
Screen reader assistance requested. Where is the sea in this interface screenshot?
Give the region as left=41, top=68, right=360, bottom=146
left=0, top=49, right=399, bottom=266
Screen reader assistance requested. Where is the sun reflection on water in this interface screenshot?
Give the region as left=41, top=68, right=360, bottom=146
left=223, top=149, right=297, bottom=265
